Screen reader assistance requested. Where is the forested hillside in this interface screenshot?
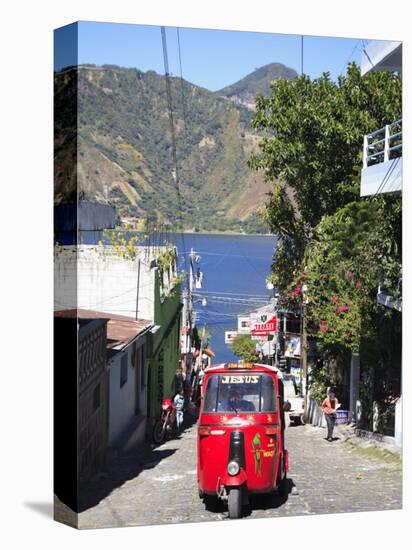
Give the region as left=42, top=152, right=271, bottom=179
left=54, top=63, right=296, bottom=233
left=218, top=63, right=298, bottom=109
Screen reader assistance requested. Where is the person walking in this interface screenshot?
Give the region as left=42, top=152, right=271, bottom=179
left=322, top=391, right=340, bottom=442
left=173, top=387, right=185, bottom=434
left=174, top=364, right=185, bottom=395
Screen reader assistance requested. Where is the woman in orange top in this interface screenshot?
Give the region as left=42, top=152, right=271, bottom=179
left=322, top=391, right=340, bottom=442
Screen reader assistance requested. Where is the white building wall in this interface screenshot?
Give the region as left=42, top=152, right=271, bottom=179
left=108, top=348, right=136, bottom=446
left=54, top=245, right=155, bottom=320
left=360, top=157, right=402, bottom=197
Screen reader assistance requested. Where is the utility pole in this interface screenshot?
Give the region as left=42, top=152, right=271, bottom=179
left=300, top=283, right=309, bottom=414
left=301, top=302, right=308, bottom=401
left=181, top=288, right=189, bottom=368
left=183, top=248, right=198, bottom=381
left=135, top=257, right=141, bottom=321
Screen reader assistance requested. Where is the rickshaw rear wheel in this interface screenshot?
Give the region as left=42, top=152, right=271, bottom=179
left=228, top=487, right=242, bottom=519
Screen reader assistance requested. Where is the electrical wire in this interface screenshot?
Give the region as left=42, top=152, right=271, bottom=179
left=339, top=40, right=362, bottom=77
left=232, top=238, right=273, bottom=279
left=161, top=26, right=189, bottom=288
left=301, top=35, right=304, bottom=76
left=177, top=28, right=188, bottom=135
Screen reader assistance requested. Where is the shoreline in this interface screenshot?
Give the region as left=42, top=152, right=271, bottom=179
left=114, top=227, right=275, bottom=238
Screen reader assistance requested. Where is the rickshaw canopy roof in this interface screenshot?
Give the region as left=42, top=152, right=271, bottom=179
left=205, top=362, right=281, bottom=376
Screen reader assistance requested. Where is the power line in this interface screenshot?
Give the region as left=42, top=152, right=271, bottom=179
left=232, top=237, right=272, bottom=279
left=160, top=26, right=188, bottom=266
left=301, top=35, right=304, bottom=76
left=339, top=40, right=362, bottom=76
left=362, top=40, right=374, bottom=71
left=177, top=28, right=188, bottom=134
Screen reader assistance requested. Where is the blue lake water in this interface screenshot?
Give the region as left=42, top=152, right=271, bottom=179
left=174, top=233, right=277, bottom=362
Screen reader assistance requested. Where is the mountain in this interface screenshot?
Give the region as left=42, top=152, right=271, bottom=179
left=217, top=63, right=298, bottom=109
left=54, top=63, right=295, bottom=233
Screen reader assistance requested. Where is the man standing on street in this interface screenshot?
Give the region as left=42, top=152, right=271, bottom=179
left=174, top=387, right=185, bottom=434
left=322, top=391, right=340, bottom=442
left=174, top=364, right=185, bottom=395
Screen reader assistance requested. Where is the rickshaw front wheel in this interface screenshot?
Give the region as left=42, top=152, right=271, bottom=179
left=228, top=487, right=242, bottom=519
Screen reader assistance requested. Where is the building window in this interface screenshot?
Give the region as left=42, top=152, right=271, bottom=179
left=120, top=355, right=128, bottom=388
left=93, top=384, right=100, bottom=411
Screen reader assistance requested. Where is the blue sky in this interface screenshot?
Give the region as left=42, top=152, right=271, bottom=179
left=55, top=21, right=373, bottom=90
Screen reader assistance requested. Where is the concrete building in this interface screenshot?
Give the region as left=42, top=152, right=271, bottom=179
left=54, top=314, right=109, bottom=483
left=77, top=317, right=109, bottom=480
left=55, top=244, right=182, bottom=432
left=78, top=310, right=153, bottom=454
left=360, top=41, right=402, bottom=197
left=105, top=315, right=152, bottom=453
left=55, top=309, right=154, bottom=456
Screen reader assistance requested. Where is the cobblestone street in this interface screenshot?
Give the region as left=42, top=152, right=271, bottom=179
left=75, top=414, right=401, bottom=529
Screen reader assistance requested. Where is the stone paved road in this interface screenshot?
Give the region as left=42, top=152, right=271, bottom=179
left=77, top=418, right=402, bottom=529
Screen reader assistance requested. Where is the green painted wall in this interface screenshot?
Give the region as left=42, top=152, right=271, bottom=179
left=147, top=266, right=182, bottom=422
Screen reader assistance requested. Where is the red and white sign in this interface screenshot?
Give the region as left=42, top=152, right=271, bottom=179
left=251, top=315, right=277, bottom=338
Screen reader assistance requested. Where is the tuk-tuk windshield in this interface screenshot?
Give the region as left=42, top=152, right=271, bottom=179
left=203, top=374, right=277, bottom=413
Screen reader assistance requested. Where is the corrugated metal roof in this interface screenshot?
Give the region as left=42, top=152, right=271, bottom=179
left=54, top=309, right=153, bottom=350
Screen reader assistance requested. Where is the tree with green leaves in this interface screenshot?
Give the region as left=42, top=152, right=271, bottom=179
left=231, top=335, right=258, bottom=363
left=249, top=64, right=402, bottom=432
left=249, top=64, right=402, bottom=293
left=302, top=198, right=400, bottom=351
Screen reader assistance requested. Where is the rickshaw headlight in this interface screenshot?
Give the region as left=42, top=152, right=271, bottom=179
left=227, top=461, right=240, bottom=476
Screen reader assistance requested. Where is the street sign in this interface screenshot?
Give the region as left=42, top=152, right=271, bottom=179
left=225, top=331, right=238, bottom=344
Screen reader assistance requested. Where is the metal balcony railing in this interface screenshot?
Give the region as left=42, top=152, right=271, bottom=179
left=363, top=119, right=402, bottom=168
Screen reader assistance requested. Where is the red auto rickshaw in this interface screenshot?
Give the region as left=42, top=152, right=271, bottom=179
left=197, top=362, right=288, bottom=518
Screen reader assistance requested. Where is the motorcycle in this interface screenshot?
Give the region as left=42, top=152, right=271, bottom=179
left=152, top=398, right=177, bottom=444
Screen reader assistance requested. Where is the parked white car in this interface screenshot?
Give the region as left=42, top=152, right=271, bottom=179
left=282, top=374, right=305, bottom=425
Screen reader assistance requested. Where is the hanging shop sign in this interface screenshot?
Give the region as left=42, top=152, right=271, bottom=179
left=225, top=331, right=238, bottom=344
left=180, top=326, right=189, bottom=354
left=251, top=315, right=277, bottom=338
left=284, top=335, right=301, bottom=358
left=238, top=316, right=251, bottom=334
